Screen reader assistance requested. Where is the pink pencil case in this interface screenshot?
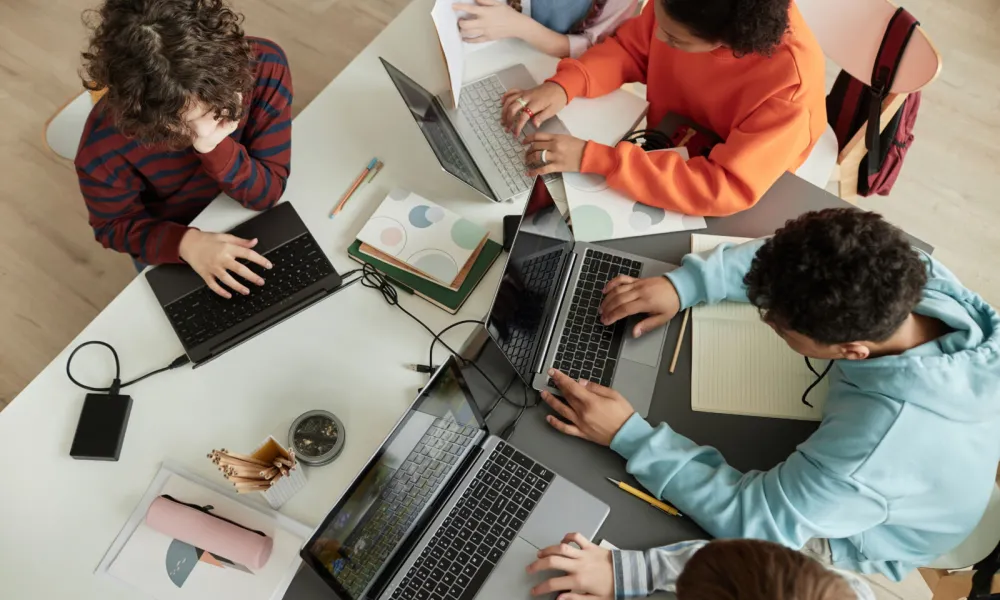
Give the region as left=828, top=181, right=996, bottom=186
left=145, top=495, right=273, bottom=569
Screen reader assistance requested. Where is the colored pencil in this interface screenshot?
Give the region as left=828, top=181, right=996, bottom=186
left=331, top=158, right=377, bottom=217
left=606, top=477, right=683, bottom=517
left=669, top=308, right=690, bottom=374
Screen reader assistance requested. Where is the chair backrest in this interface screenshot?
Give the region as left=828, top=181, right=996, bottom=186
left=796, top=0, right=941, bottom=93
left=44, top=91, right=96, bottom=161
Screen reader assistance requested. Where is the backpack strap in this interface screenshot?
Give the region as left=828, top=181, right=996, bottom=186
left=865, top=7, right=919, bottom=176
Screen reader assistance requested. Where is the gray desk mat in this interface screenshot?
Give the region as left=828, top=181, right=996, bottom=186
left=283, top=173, right=933, bottom=597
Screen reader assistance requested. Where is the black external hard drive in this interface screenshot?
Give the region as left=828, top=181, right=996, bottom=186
left=70, top=393, right=132, bottom=461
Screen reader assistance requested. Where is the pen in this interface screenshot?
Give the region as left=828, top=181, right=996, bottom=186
left=606, top=477, right=683, bottom=517
left=365, top=161, right=384, bottom=185
left=330, top=158, right=377, bottom=218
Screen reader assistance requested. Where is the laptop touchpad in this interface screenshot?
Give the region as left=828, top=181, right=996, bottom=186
left=476, top=538, right=549, bottom=600
left=620, top=316, right=668, bottom=367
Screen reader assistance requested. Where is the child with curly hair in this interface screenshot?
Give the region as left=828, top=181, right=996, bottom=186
left=76, top=0, right=292, bottom=297
left=454, top=0, right=638, bottom=58
left=500, top=0, right=827, bottom=216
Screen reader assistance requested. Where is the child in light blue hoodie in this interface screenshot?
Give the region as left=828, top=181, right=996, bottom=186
left=540, top=208, right=1000, bottom=581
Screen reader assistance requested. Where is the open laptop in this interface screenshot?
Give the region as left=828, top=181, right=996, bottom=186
left=301, top=356, right=608, bottom=600
left=380, top=57, right=568, bottom=203
left=484, top=179, right=676, bottom=418
left=146, top=202, right=342, bottom=366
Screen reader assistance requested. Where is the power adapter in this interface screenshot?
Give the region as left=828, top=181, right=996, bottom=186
left=70, top=393, right=133, bottom=461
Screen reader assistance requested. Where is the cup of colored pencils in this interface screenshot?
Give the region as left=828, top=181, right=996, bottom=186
left=208, top=436, right=306, bottom=508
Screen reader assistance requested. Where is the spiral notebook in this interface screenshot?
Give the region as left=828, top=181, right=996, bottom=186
left=690, top=234, right=829, bottom=421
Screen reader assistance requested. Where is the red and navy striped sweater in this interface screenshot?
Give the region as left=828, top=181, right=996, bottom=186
left=74, top=37, right=292, bottom=265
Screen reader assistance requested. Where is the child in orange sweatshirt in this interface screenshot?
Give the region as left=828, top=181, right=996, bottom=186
left=501, top=0, right=827, bottom=216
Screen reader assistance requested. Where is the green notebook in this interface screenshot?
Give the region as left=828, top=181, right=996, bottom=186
left=347, top=238, right=503, bottom=314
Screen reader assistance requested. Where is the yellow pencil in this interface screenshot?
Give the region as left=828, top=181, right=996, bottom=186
left=606, top=477, right=683, bottom=518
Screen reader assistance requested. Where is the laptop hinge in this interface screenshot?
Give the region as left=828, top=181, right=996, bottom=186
left=535, top=251, right=576, bottom=375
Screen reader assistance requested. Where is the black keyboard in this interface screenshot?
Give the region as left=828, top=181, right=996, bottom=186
left=335, top=419, right=479, bottom=598
left=390, top=441, right=554, bottom=600
left=164, top=233, right=335, bottom=348
left=497, top=249, right=564, bottom=375
left=549, top=250, right=643, bottom=388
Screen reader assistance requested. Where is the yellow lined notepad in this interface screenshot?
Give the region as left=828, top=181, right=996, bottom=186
left=690, top=234, right=828, bottom=421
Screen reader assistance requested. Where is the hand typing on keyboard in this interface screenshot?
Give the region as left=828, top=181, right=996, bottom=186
left=522, top=132, right=586, bottom=178
left=500, top=83, right=567, bottom=137
left=178, top=229, right=272, bottom=299
left=525, top=533, right=613, bottom=600
left=540, top=368, right=636, bottom=447
left=600, top=275, right=681, bottom=338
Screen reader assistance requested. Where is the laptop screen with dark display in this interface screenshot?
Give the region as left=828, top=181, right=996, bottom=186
left=485, top=179, right=574, bottom=384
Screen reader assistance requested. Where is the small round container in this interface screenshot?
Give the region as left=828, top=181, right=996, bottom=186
left=288, top=410, right=345, bottom=467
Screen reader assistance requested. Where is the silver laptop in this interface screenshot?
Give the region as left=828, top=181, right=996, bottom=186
left=380, top=57, right=568, bottom=203
left=300, top=356, right=609, bottom=600
left=485, top=179, right=676, bottom=417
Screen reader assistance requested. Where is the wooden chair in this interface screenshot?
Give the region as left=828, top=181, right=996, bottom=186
left=795, top=0, right=941, bottom=200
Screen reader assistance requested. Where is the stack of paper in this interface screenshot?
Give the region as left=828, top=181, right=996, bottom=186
left=690, top=234, right=829, bottom=421
left=350, top=189, right=502, bottom=314
left=564, top=148, right=707, bottom=243
left=358, top=189, right=489, bottom=289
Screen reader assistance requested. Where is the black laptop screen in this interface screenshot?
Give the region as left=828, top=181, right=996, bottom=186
left=380, top=58, right=494, bottom=200
left=302, top=360, right=486, bottom=600
left=486, top=179, right=574, bottom=384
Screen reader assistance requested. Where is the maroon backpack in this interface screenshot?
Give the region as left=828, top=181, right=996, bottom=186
left=826, top=7, right=921, bottom=196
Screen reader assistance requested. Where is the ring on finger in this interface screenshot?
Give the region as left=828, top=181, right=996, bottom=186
left=522, top=106, right=535, bottom=119
left=540, top=149, right=548, bottom=165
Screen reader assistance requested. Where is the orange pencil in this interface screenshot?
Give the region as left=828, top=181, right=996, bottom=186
left=330, top=158, right=377, bottom=218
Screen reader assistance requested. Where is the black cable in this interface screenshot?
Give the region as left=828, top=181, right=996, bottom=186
left=623, top=128, right=674, bottom=151
left=801, top=357, right=834, bottom=408
left=66, top=340, right=189, bottom=395
left=499, top=382, right=533, bottom=440
left=483, top=374, right=518, bottom=421
left=345, top=264, right=535, bottom=422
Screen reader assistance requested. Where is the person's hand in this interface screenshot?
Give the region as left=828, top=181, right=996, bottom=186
left=526, top=533, right=613, bottom=599
left=501, top=82, right=568, bottom=137
left=454, top=0, right=530, bottom=43
left=600, top=275, right=681, bottom=338
left=192, top=118, right=239, bottom=154
left=541, top=369, right=635, bottom=446
left=178, top=229, right=272, bottom=299
left=524, top=133, right=586, bottom=177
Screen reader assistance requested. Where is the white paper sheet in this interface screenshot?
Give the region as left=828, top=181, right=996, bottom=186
left=431, top=0, right=467, bottom=108
left=564, top=148, right=707, bottom=242
left=690, top=234, right=829, bottom=421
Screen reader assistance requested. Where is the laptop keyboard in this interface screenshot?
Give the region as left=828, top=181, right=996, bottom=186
left=390, top=441, right=554, bottom=600
left=163, top=233, right=335, bottom=348
left=333, top=418, right=479, bottom=598
left=549, top=250, right=643, bottom=388
left=495, top=249, right=565, bottom=376
left=460, top=75, right=557, bottom=198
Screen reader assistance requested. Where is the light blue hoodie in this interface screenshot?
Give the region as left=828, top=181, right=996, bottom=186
left=610, top=239, right=1000, bottom=580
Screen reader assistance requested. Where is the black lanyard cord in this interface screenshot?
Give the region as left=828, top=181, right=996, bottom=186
left=802, top=357, right=834, bottom=408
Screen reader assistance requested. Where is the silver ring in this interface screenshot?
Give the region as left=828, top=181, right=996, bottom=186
left=540, top=149, right=548, bottom=165
left=516, top=97, right=529, bottom=109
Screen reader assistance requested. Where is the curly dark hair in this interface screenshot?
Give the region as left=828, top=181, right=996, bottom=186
left=661, top=0, right=791, bottom=57
left=745, top=208, right=927, bottom=345
left=677, top=539, right=855, bottom=600
left=81, top=0, right=256, bottom=147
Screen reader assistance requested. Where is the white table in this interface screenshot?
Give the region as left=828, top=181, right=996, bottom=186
left=0, top=0, right=645, bottom=596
